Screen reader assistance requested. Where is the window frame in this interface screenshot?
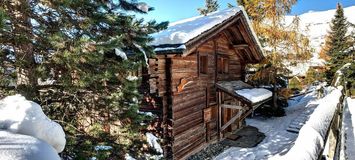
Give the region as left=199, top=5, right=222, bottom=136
left=217, top=55, right=229, bottom=74
left=198, top=53, right=208, bottom=76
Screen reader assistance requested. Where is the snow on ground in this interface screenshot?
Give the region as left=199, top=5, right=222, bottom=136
left=146, top=132, right=163, bottom=154
left=343, top=97, right=355, bottom=160
left=235, top=88, right=272, bottom=104
left=276, top=86, right=343, bottom=160
left=0, top=95, right=66, bottom=153
left=0, top=130, right=61, bottom=160
left=215, top=90, right=319, bottom=160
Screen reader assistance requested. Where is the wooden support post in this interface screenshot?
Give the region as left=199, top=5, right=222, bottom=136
left=220, top=112, right=242, bottom=131
left=218, top=91, right=222, bottom=140
left=163, top=57, right=172, bottom=158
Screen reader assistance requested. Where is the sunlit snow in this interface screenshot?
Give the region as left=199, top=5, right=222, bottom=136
left=0, top=95, right=66, bottom=152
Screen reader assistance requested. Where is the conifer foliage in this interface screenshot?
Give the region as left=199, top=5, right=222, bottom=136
left=323, top=3, right=352, bottom=80
left=198, top=0, right=219, bottom=16
left=0, top=0, right=167, bottom=159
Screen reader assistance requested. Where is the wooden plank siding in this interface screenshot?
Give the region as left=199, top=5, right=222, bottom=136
left=143, top=14, right=264, bottom=159
left=170, top=54, right=206, bottom=159
left=168, top=35, right=246, bottom=159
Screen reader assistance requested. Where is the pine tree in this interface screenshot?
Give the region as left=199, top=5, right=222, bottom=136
left=0, top=0, right=167, bottom=159
left=324, top=3, right=351, bottom=80
left=198, top=0, right=219, bottom=16
left=237, top=0, right=313, bottom=116
left=344, top=23, right=355, bottom=91
left=327, top=3, right=349, bottom=56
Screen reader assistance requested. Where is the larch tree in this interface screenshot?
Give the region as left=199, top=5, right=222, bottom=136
left=236, top=0, right=312, bottom=116
left=0, top=0, right=167, bottom=159
left=323, top=3, right=351, bottom=80
left=198, top=0, right=219, bottom=16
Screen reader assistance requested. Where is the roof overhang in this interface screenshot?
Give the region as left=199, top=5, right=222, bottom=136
left=151, top=6, right=265, bottom=63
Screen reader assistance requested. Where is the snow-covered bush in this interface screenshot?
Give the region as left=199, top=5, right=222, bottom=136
left=0, top=130, right=61, bottom=160
left=0, top=95, right=66, bottom=152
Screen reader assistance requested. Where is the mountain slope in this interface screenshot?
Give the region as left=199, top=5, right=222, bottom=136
left=284, top=5, right=355, bottom=76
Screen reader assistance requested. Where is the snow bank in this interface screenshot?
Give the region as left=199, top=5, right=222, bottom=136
left=146, top=132, right=163, bottom=154
left=0, top=95, right=66, bottom=153
left=150, top=7, right=242, bottom=46
left=278, top=87, right=343, bottom=160
left=0, top=130, right=61, bottom=160
left=342, top=97, right=355, bottom=160
left=235, top=88, right=272, bottom=103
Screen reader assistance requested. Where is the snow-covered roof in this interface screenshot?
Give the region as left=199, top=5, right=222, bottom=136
left=216, top=81, right=272, bottom=105
left=235, top=88, right=272, bottom=104
left=150, top=6, right=264, bottom=56
left=151, top=7, right=242, bottom=46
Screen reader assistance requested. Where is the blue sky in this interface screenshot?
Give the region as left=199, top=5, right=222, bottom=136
left=136, top=0, right=355, bottom=22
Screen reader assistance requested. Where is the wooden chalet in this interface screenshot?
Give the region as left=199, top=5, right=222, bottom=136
left=140, top=7, right=270, bottom=159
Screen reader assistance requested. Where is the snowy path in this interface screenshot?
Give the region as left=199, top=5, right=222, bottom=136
left=215, top=91, right=319, bottom=160
left=344, top=97, right=355, bottom=160
left=286, top=104, right=317, bottom=133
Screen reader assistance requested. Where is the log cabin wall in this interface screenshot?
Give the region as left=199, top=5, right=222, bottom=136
left=142, top=8, right=266, bottom=159
left=144, top=54, right=174, bottom=158
left=170, top=54, right=205, bottom=159
left=169, top=33, right=246, bottom=159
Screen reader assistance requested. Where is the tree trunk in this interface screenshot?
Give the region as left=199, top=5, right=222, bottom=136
left=9, top=0, right=38, bottom=98
left=272, top=82, right=279, bottom=113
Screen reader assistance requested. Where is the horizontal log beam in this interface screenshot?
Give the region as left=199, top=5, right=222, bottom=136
left=221, top=104, right=243, bottom=110
left=233, top=44, right=249, bottom=49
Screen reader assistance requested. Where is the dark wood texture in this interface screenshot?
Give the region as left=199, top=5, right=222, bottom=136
left=141, top=12, right=266, bottom=159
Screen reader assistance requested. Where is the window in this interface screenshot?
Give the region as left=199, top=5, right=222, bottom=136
left=199, top=55, right=208, bottom=74
left=218, top=56, right=229, bottom=74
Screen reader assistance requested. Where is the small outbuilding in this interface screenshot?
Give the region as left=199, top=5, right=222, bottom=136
left=140, top=6, right=271, bottom=159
